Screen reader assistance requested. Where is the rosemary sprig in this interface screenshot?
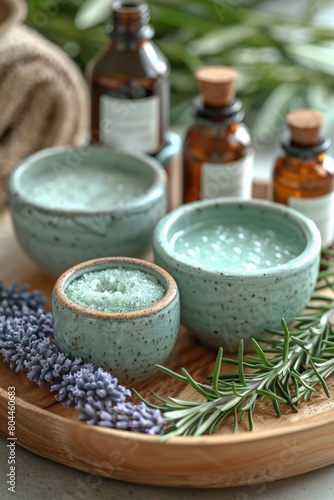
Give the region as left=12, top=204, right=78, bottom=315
left=135, top=249, right=334, bottom=439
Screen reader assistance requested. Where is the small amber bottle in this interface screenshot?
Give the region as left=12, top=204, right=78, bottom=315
left=272, top=109, right=334, bottom=246
left=88, top=1, right=169, bottom=155
left=182, top=66, right=253, bottom=203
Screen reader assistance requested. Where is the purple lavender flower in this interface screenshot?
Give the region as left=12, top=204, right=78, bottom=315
left=79, top=401, right=168, bottom=435
left=52, top=366, right=131, bottom=408
left=0, top=312, right=53, bottom=372
left=0, top=282, right=167, bottom=436
left=0, top=282, right=47, bottom=318
left=25, top=346, right=83, bottom=386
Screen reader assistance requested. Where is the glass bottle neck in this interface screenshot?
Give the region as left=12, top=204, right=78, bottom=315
left=281, top=132, right=330, bottom=160
left=108, top=1, right=154, bottom=44
left=192, top=96, right=244, bottom=126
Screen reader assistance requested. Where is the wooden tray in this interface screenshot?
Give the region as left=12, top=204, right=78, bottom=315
left=1, top=210, right=334, bottom=488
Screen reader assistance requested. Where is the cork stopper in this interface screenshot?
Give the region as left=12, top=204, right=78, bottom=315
left=195, top=66, right=239, bottom=107
left=286, top=109, right=323, bottom=146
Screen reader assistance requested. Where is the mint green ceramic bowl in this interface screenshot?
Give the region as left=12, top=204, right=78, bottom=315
left=153, top=198, right=321, bottom=352
left=52, top=257, right=180, bottom=384
left=8, top=145, right=167, bottom=277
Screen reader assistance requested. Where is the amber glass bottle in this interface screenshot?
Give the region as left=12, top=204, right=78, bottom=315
left=272, top=109, right=334, bottom=247
left=182, top=66, right=253, bottom=203
left=88, top=1, right=169, bottom=155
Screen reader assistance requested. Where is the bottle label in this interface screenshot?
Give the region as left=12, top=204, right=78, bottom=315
left=200, top=154, right=254, bottom=199
left=100, top=95, right=160, bottom=154
left=288, top=192, right=334, bottom=246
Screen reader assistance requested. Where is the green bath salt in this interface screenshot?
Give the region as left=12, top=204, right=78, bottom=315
left=65, top=268, right=165, bottom=313
left=172, top=221, right=301, bottom=271
left=29, top=168, right=148, bottom=210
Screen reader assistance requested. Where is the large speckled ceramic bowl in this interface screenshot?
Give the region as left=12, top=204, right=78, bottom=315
left=153, top=198, right=321, bottom=352
left=52, top=257, right=180, bottom=384
left=8, top=145, right=167, bottom=277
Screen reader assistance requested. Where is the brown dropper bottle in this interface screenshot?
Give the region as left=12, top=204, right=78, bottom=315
left=182, top=66, right=253, bottom=203
left=272, top=108, right=334, bottom=246
left=88, top=1, right=169, bottom=155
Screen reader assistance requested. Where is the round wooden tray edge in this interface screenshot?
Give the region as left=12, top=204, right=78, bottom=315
left=2, top=383, right=334, bottom=445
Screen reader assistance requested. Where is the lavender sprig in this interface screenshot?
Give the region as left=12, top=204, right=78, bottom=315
left=0, top=311, right=53, bottom=372
left=80, top=401, right=167, bottom=435
left=0, top=282, right=47, bottom=319
left=25, top=346, right=83, bottom=386
left=51, top=366, right=131, bottom=408
left=0, top=282, right=167, bottom=435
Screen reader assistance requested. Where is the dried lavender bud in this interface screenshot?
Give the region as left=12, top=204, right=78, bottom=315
left=79, top=401, right=168, bottom=435
left=52, top=366, right=131, bottom=408
left=0, top=315, right=53, bottom=372
left=25, top=346, right=83, bottom=386
left=0, top=282, right=47, bottom=317
left=0, top=308, right=53, bottom=341
left=51, top=363, right=94, bottom=406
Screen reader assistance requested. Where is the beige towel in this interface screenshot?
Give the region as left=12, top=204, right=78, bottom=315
left=0, top=23, right=89, bottom=207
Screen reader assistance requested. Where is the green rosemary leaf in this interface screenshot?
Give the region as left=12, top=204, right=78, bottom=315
left=230, top=382, right=245, bottom=397
left=241, top=393, right=258, bottom=412
left=209, top=410, right=229, bottom=435
left=273, top=398, right=281, bottom=417
left=317, top=270, right=334, bottom=280
left=276, top=379, right=298, bottom=412
left=256, top=388, right=287, bottom=403
left=321, top=247, right=334, bottom=258
left=212, top=347, right=223, bottom=396
left=219, top=395, right=245, bottom=412
left=132, top=389, right=165, bottom=409
left=248, top=409, right=254, bottom=431
left=168, top=397, right=204, bottom=407
left=292, top=374, right=300, bottom=401
left=180, top=368, right=213, bottom=399
left=290, top=370, right=316, bottom=393
left=320, top=258, right=332, bottom=268
left=220, top=358, right=256, bottom=370
left=149, top=390, right=187, bottom=407
left=238, top=339, right=246, bottom=386
left=308, top=358, right=331, bottom=397
left=195, top=409, right=222, bottom=436
left=164, top=407, right=199, bottom=422
left=289, top=335, right=311, bottom=349
left=233, top=406, right=239, bottom=433
left=251, top=339, right=273, bottom=367
left=281, top=318, right=290, bottom=363
left=310, top=295, right=334, bottom=302
left=155, top=364, right=188, bottom=383
left=240, top=408, right=246, bottom=422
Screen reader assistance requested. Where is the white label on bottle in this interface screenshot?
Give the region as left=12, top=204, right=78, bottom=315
left=200, top=154, right=254, bottom=199
left=100, top=95, right=159, bottom=154
left=288, top=192, right=334, bottom=246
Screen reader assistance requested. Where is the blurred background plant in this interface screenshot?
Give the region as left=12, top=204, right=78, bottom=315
left=27, top=0, right=334, bottom=142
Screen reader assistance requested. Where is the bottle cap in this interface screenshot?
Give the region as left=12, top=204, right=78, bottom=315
left=195, top=66, right=239, bottom=107
left=286, top=109, right=323, bottom=146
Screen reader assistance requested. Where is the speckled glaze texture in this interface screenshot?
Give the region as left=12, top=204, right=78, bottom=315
left=52, top=257, right=180, bottom=384
left=153, top=198, right=321, bottom=352
left=8, top=145, right=167, bottom=277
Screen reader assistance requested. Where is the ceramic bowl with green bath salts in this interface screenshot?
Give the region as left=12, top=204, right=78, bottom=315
left=8, top=144, right=167, bottom=277
left=52, top=257, right=180, bottom=383
left=153, top=198, right=321, bottom=352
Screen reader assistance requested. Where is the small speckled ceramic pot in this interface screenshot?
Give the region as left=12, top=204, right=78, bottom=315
left=8, top=144, right=167, bottom=277
left=52, top=257, right=180, bottom=384
left=153, top=198, right=321, bottom=352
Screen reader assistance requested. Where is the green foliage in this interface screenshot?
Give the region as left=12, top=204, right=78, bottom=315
left=26, top=0, right=334, bottom=130
left=135, top=248, right=334, bottom=438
